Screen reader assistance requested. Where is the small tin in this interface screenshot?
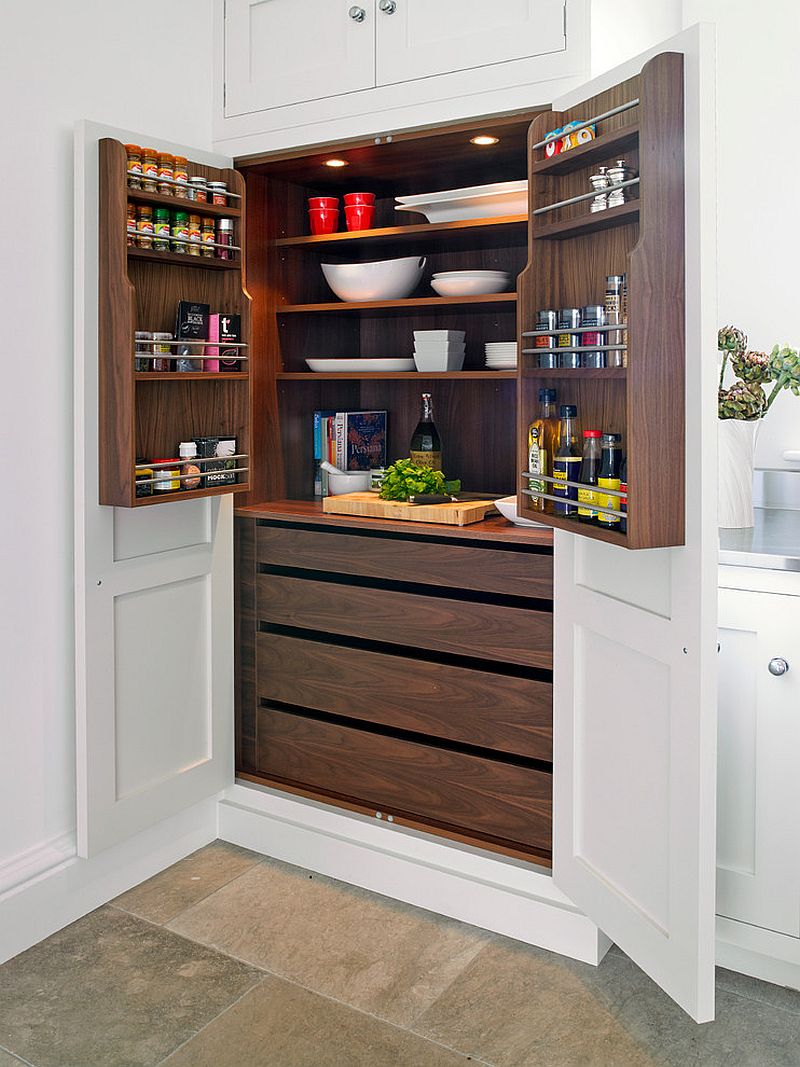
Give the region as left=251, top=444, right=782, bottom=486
left=580, top=305, right=606, bottom=368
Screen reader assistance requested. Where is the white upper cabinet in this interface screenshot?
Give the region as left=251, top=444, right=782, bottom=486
left=374, top=0, right=565, bottom=86
left=224, top=0, right=376, bottom=117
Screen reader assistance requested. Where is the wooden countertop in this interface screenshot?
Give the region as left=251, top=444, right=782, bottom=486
left=235, top=499, right=554, bottom=549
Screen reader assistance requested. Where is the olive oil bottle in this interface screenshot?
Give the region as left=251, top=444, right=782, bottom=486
left=527, top=388, right=558, bottom=511
left=409, top=393, right=442, bottom=471
left=552, top=405, right=581, bottom=516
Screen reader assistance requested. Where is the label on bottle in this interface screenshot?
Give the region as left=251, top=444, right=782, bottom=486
left=597, top=477, right=621, bottom=525
left=552, top=457, right=581, bottom=512
left=528, top=428, right=544, bottom=495
left=410, top=451, right=442, bottom=471
left=577, top=486, right=596, bottom=518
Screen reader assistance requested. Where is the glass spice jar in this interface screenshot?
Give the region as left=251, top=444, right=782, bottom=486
left=126, top=202, right=137, bottom=246
left=136, top=205, right=153, bottom=249
left=201, top=217, right=216, bottom=257
left=215, top=218, right=234, bottom=259
left=188, top=176, right=208, bottom=202
left=153, top=208, right=171, bottom=252
left=152, top=332, right=173, bottom=372
left=135, top=330, right=153, bottom=372
left=124, top=144, right=142, bottom=189
left=157, top=152, right=175, bottom=195
left=188, top=214, right=202, bottom=256
left=173, top=156, right=189, bottom=198
left=171, top=211, right=189, bottom=253
left=208, top=181, right=228, bottom=206
left=141, top=147, right=158, bottom=192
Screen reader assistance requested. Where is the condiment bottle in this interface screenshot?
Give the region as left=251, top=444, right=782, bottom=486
left=173, top=156, right=189, bottom=198
left=552, top=405, right=581, bottom=515
left=189, top=176, right=208, bottom=203
left=188, top=214, right=202, bottom=255
left=534, top=309, right=557, bottom=369
left=124, top=144, right=142, bottom=189
left=153, top=208, right=171, bottom=252
left=157, top=152, right=175, bottom=195
left=577, top=430, right=601, bottom=522
left=141, top=147, right=158, bottom=192
left=527, top=388, right=558, bottom=511
left=171, top=211, right=189, bottom=253
left=136, top=205, right=153, bottom=249
left=179, top=442, right=202, bottom=490
left=409, top=393, right=442, bottom=471
left=201, top=218, right=216, bottom=257
left=216, top=218, right=234, bottom=260
left=597, top=432, right=623, bottom=526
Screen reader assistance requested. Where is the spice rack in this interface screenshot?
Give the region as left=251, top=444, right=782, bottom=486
left=516, top=51, right=685, bottom=549
left=98, top=137, right=251, bottom=507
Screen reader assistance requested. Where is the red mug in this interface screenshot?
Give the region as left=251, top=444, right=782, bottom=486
left=308, top=196, right=339, bottom=210
left=309, top=207, right=339, bottom=235
left=344, top=204, right=375, bottom=231
left=343, top=192, right=375, bottom=207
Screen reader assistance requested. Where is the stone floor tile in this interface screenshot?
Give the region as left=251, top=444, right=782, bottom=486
left=0, top=906, right=262, bottom=1067
left=167, top=858, right=489, bottom=1027
left=0, top=1049, right=32, bottom=1067
left=161, top=976, right=476, bottom=1067
left=112, top=841, right=260, bottom=925
left=715, top=966, right=800, bottom=1017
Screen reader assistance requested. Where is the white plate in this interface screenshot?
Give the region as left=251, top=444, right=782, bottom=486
left=396, top=180, right=527, bottom=206
left=433, top=270, right=510, bottom=279
left=395, top=180, right=528, bottom=224
left=305, top=358, right=416, bottom=372
left=432, top=277, right=509, bottom=297
left=494, top=496, right=546, bottom=527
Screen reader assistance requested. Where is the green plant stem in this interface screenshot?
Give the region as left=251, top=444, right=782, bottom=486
left=719, top=352, right=729, bottom=390
left=764, top=373, right=788, bottom=414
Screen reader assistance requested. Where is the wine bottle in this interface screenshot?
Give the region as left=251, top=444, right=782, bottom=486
left=409, top=393, right=442, bottom=471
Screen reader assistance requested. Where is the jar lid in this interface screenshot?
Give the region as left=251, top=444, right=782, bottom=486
left=124, top=143, right=142, bottom=154
left=538, top=388, right=557, bottom=401
left=208, top=181, right=227, bottom=189
left=189, top=175, right=207, bottom=184
left=174, top=155, right=188, bottom=165
left=158, top=151, right=174, bottom=162
left=583, top=429, right=601, bottom=437
left=560, top=405, right=577, bottom=417
left=581, top=305, right=605, bottom=317
left=179, top=442, right=197, bottom=457
left=217, top=218, right=234, bottom=230
left=173, top=212, right=189, bottom=222
left=137, top=205, right=153, bottom=215
left=152, top=332, right=173, bottom=340
left=154, top=207, right=170, bottom=219
left=602, top=432, right=622, bottom=442
left=134, top=330, right=153, bottom=339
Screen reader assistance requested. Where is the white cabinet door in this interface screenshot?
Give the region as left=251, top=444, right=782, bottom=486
left=224, top=0, right=376, bottom=117
left=717, top=587, right=800, bottom=937
left=375, top=0, right=565, bottom=86
left=551, top=27, right=719, bottom=1022
left=74, top=122, right=235, bottom=857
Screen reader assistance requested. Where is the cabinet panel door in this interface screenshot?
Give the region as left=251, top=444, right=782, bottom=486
left=717, top=588, right=800, bottom=936
left=375, top=0, right=565, bottom=87
left=224, top=0, right=376, bottom=118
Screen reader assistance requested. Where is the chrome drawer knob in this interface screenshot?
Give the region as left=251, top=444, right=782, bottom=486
left=379, top=0, right=398, bottom=12
left=768, top=657, right=790, bottom=676
left=349, top=5, right=366, bottom=21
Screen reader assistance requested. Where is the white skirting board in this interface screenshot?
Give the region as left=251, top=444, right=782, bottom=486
left=218, top=781, right=611, bottom=966
left=716, top=916, right=800, bottom=992
left=0, top=798, right=217, bottom=965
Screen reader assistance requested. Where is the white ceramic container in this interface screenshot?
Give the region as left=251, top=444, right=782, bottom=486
left=394, top=181, right=528, bottom=223
left=321, top=256, right=426, bottom=302
left=327, top=470, right=373, bottom=494
left=413, top=349, right=466, bottom=373
left=431, top=275, right=509, bottom=297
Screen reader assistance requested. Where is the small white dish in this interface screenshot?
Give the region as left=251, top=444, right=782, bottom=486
left=327, top=470, right=373, bottom=495
left=413, top=350, right=466, bottom=373
left=433, top=270, right=510, bottom=279
left=494, top=495, right=545, bottom=527
left=305, top=358, right=416, bottom=372
left=414, top=330, right=465, bottom=341
left=414, top=341, right=465, bottom=354
left=432, top=276, right=509, bottom=297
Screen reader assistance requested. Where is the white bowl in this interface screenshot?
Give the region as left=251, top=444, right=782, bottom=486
left=494, top=495, right=546, bottom=527
left=327, top=470, right=373, bottom=495
left=433, top=270, right=510, bottom=278
left=413, top=341, right=465, bottom=354
left=431, top=275, right=510, bottom=297
left=414, top=329, right=465, bottom=341
left=321, top=256, right=426, bottom=302
left=413, top=349, right=466, bottom=373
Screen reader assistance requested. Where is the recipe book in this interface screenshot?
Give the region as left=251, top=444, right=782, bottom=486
left=313, top=410, right=387, bottom=496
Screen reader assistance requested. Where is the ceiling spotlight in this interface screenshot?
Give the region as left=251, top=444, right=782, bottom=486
left=470, top=135, right=499, bottom=146
left=324, top=158, right=349, bottom=168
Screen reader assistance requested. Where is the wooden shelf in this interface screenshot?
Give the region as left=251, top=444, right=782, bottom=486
left=135, top=372, right=249, bottom=381
left=517, top=508, right=627, bottom=547
left=530, top=124, right=640, bottom=176
left=134, top=482, right=251, bottom=507
left=276, top=370, right=517, bottom=380
left=533, top=201, right=639, bottom=241
left=272, top=214, right=528, bottom=252
left=278, top=293, right=517, bottom=314
left=127, top=247, right=241, bottom=270
left=521, top=367, right=627, bottom=380
left=126, top=188, right=241, bottom=218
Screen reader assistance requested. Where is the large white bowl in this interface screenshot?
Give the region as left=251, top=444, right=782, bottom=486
left=413, top=349, right=466, bottom=373
left=321, top=256, right=426, bottom=302
left=494, top=495, right=546, bottom=527
left=431, top=275, right=510, bottom=297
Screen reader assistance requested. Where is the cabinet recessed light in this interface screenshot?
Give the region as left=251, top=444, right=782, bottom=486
left=324, top=158, right=349, bottom=168
left=470, top=135, right=499, bottom=146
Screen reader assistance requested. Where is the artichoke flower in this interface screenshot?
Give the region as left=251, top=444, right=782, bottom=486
left=730, top=349, right=774, bottom=385
left=718, top=326, right=747, bottom=356
left=718, top=381, right=766, bottom=421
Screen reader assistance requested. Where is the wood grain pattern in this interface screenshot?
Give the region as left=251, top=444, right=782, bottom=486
left=277, top=293, right=517, bottom=314
left=273, top=214, right=527, bottom=251
left=322, top=492, right=499, bottom=526
left=235, top=517, right=257, bottom=772
left=276, top=371, right=517, bottom=380
left=256, top=632, right=552, bottom=760
left=256, top=573, right=553, bottom=669
left=256, top=524, right=553, bottom=599
left=256, top=706, right=552, bottom=852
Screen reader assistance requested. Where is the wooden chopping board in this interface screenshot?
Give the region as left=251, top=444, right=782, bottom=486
left=322, top=492, right=498, bottom=526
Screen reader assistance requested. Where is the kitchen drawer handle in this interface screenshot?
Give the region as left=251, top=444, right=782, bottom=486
left=379, top=0, right=397, bottom=12
left=768, top=657, right=790, bottom=677
left=349, top=5, right=367, bottom=21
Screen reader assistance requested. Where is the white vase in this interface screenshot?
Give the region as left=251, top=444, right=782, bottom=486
left=718, top=419, right=758, bottom=528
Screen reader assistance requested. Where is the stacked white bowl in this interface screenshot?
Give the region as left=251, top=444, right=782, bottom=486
left=484, top=341, right=518, bottom=370
left=413, top=330, right=466, bottom=372
left=431, top=270, right=510, bottom=297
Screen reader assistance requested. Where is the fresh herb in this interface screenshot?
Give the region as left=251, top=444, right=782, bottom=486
left=378, top=458, right=461, bottom=501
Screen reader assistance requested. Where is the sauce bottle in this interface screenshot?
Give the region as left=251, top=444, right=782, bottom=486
left=552, top=405, right=581, bottom=515
left=527, top=388, right=558, bottom=511
left=409, top=393, right=442, bottom=471
left=597, top=432, right=623, bottom=526
left=619, top=456, right=628, bottom=533
left=577, top=430, right=601, bottom=522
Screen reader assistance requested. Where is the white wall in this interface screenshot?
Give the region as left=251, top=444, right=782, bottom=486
left=0, top=0, right=213, bottom=885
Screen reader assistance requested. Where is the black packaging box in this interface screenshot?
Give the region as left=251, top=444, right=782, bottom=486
left=193, top=435, right=238, bottom=487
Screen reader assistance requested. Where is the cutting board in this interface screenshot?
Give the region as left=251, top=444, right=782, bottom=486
left=322, top=492, right=498, bottom=526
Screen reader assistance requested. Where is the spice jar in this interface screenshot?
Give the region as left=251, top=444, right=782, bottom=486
left=556, top=307, right=581, bottom=369
left=606, top=159, right=636, bottom=208
left=141, top=147, right=158, bottom=192
left=187, top=214, right=202, bottom=256
left=604, top=275, right=625, bottom=367
left=153, top=208, right=170, bottom=252
left=152, top=460, right=180, bottom=492
left=157, top=152, right=175, bottom=195
left=124, top=144, right=142, bottom=189
left=173, top=156, right=189, bottom=198
left=135, top=330, right=153, bottom=372
left=136, top=205, right=153, bottom=249
left=580, top=305, right=606, bottom=368
left=126, top=202, right=137, bottom=246
left=188, top=176, right=208, bottom=202
left=589, top=166, right=610, bottom=213
left=152, top=332, right=173, bottom=372
left=171, top=211, right=189, bottom=253
left=135, top=467, right=153, bottom=497
left=179, top=442, right=202, bottom=490
left=208, top=181, right=228, bottom=206
left=534, top=309, right=557, bottom=368
left=215, top=218, right=234, bottom=260
left=201, top=218, right=216, bottom=257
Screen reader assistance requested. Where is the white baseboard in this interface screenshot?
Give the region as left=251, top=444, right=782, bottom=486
left=716, top=916, right=800, bottom=992
left=0, top=799, right=217, bottom=964
left=219, top=781, right=610, bottom=966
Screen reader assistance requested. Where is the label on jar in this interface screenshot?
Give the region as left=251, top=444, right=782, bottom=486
left=597, top=477, right=621, bottom=525
left=577, top=486, right=596, bottom=518
left=410, top=451, right=442, bottom=471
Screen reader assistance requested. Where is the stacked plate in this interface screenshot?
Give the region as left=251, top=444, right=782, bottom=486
left=395, top=181, right=528, bottom=223
left=485, top=341, right=517, bottom=370
left=431, top=270, right=510, bottom=297
left=413, top=330, right=466, bottom=372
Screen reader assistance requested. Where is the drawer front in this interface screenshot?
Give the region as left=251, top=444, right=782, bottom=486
left=257, top=632, right=552, bottom=761
left=257, top=573, right=552, bottom=669
left=257, top=707, right=552, bottom=852
left=257, top=524, right=552, bottom=599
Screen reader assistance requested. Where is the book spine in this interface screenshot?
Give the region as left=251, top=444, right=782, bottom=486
left=313, top=411, right=322, bottom=497
left=335, top=413, right=345, bottom=470
left=205, top=314, right=220, bottom=373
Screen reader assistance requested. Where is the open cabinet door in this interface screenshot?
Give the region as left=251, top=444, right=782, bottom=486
left=551, top=26, right=719, bottom=1021
left=74, top=122, right=239, bottom=857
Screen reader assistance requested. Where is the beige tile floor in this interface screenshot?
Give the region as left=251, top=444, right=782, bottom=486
left=2, top=842, right=800, bottom=1066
